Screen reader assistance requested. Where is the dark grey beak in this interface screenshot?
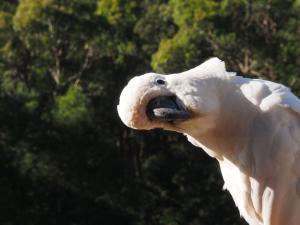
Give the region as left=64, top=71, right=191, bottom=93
left=146, top=96, right=190, bottom=122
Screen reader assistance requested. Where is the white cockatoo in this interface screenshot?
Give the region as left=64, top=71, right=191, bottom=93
left=117, top=57, right=300, bottom=225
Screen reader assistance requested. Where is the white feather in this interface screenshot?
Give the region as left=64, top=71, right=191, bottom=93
left=118, top=58, right=300, bottom=225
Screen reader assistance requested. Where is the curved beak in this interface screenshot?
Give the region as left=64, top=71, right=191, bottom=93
left=146, top=96, right=190, bottom=122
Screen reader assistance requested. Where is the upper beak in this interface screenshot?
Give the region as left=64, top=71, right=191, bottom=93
left=146, top=96, right=190, bottom=122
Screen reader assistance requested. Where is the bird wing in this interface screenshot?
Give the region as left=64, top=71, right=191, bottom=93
left=235, top=77, right=300, bottom=225
left=234, top=76, right=300, bottom=114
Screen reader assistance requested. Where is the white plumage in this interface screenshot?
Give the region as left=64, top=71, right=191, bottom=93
left=117, top=58, right=300, bottom=225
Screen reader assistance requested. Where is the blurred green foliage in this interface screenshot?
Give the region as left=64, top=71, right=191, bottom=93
left=0, top=0, right=299, bottom=225
left=52, top=85, right=91, bottom=125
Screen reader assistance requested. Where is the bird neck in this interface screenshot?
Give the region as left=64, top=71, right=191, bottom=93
left=188, top=83, right=260, bottom=162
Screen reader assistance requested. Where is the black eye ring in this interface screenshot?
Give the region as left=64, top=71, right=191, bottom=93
left=155, top=78, right=165, bottom=85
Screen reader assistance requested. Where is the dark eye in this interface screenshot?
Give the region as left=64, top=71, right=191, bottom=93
left=155, top=78, right=165, bottom=85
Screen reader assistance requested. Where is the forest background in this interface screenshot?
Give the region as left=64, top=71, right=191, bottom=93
left=0, top=0, right=300, bottom=225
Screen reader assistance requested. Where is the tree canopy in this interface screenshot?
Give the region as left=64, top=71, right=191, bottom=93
left=0, top=0, right=299, bottom=225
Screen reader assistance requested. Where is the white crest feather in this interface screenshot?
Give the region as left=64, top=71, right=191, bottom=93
left=182, top=57, right=236, bottom=78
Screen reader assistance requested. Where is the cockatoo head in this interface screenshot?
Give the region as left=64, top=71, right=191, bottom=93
left=117, top=58, right=235, bottom=134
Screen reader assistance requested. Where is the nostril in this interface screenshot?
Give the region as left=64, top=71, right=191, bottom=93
left=155, top=78, right=165, bottom=85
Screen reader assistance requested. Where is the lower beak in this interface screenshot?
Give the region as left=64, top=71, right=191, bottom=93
left=146, top=96, right=190, bottom=122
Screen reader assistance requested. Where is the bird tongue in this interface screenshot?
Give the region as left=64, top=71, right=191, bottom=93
left=146, top=96, right=190, bottom=122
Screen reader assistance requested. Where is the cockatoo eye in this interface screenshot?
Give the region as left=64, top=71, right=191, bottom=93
left=155, top=78, right=165, bottom=85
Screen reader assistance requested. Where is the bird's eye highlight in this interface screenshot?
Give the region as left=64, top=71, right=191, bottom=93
left=155, top=78, right=165, bottom=85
